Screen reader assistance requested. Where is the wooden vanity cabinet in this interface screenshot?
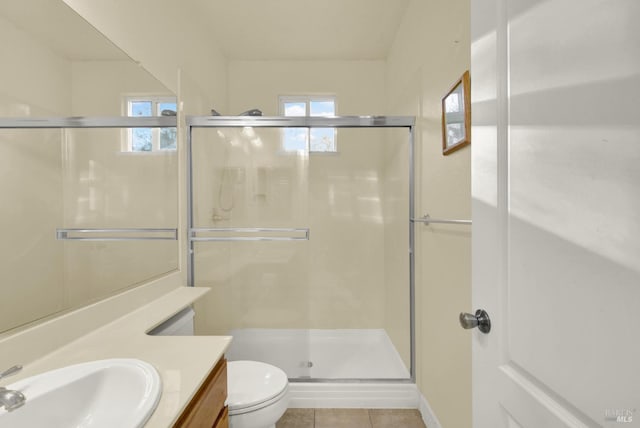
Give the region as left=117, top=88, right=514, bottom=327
left=173, top=357, right=228, bottom=428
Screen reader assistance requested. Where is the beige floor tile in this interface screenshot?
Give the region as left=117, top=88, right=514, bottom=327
left=315, top=408, right=372, bottom=428
left=276, top=408, right=315, bottom=428
left=369, top=409, right=426, bottom=428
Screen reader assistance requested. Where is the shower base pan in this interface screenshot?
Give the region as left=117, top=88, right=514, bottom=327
left=225, top=328, right=417, bottom=408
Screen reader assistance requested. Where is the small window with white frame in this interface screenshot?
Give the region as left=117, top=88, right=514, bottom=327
left=279, top=96, right=337, bottom=153
left=125, top=96, right=177, bottom=152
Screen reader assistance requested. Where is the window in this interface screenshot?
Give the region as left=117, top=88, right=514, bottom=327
left=279, top=96, right=336, bottom=153
left=125, top=96, right=177, bottom=152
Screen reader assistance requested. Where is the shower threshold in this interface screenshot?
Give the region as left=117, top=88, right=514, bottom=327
left=225, top=328, right=410, bottom=380
left=225, top=328, right=416, bottom=409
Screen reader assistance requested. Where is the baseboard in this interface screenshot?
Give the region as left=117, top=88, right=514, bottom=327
left=419, top=392, right=443, bottom=428
left=288, top=382, right=419, bottom=409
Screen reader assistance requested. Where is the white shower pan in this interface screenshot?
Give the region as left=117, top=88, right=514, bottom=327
left=225, top=328, right=417, bottom=408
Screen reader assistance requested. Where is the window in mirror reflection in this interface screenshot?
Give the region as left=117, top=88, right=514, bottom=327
left=445, top=84, right=465, bottom=146
left=125, top=96, right=177, bottom=152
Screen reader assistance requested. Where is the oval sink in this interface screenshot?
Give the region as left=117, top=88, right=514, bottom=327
left=0, top=359, right=161, bottom=428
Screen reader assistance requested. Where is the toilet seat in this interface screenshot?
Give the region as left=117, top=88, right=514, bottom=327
left=228, top=385, right=289, bottom=416
left=227, top=361, right=289, bottom=415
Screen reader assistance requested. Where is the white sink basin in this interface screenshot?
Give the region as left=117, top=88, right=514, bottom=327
left=0, top=359, right=161, bottom=428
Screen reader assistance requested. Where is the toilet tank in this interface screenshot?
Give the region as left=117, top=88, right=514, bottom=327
left=148, top=306, right=195, bottom=336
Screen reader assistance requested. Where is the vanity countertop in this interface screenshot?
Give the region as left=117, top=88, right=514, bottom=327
left=7, top=286, right=231, bottom=428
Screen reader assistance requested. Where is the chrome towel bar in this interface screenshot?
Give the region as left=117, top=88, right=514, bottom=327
left=411, top=214, right=471, bottom=226
left=56, top=228, right=178, bottom=241
left=190, top=227, right=310, bottom=242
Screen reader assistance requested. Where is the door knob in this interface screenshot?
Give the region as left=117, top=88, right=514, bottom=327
left=459, top=309, right=491, bottom=333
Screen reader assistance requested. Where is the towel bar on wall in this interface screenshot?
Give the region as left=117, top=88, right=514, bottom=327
left=411, top=214, right=471, bottom=226
left=190, top=227, right=310, bottom=242
left=56, top=228, right=178, bottom=241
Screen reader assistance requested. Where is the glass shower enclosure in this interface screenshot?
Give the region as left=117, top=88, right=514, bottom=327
left=187, top=116, right=415, bottom=383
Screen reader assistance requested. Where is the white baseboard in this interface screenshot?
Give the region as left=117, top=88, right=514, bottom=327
left=286, top=381, right=443, bottom=428
left=419, top=392, right=443, bottom=428
left=288, top=382, right=419, bottom=409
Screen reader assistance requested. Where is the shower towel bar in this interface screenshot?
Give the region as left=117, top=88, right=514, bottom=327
left=411, top=214, right=472, bottom=226
left=56, top=228, right=178, bottom=241
left=0, top=116, right=177, bottom=129
left=190, top=227, right=310, bottom=241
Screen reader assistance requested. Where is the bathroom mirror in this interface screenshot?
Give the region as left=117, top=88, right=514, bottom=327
left=0, top=1, right=179, bottom=335
left=442, top=70, right=471, bottom=155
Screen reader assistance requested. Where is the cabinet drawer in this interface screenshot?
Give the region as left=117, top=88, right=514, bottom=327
left=173, top=357, right=227, bottom=428
left=213, top=406, right=229, bottom=428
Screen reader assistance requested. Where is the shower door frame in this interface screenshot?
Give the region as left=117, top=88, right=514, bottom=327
left=186, top=115, right=416, bottom=383
left=0, top=115, right=179, bottom=243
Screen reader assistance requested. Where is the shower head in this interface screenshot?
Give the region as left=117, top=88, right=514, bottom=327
left=238, top=109, right=262, bottom=116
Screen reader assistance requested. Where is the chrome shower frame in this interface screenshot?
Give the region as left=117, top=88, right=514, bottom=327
left=186, top=115, right=416, bottom=384
left=0, top=116, right=179, bottom=242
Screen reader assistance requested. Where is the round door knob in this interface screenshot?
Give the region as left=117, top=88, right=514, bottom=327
left=459, top=309, right=491, bottom=334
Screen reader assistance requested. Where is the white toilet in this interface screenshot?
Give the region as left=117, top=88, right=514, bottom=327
left=150, top=307, right=290, bottom=428
left=227, top=360, right=289, bottom=428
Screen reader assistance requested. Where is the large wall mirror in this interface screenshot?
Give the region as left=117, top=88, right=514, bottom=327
left=0, top=0, right=179, bottom=335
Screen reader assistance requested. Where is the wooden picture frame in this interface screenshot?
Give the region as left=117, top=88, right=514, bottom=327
left=442, top=70, right=471, bottom=155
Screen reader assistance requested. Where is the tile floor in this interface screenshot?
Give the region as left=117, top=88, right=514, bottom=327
left=276, top=408, right=427, bottom=428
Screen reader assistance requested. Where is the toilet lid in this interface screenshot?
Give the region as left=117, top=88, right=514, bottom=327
left=226, top=361, right=289, bottom=411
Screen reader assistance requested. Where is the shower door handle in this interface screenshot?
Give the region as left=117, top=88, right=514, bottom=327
left=459, top=309, right=491, bottom=334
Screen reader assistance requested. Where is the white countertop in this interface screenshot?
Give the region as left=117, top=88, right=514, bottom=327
left=7, top=287, right=231, bottom=427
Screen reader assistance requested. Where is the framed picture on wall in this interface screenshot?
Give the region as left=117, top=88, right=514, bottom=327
left=442, top=70, right=470, bottom=155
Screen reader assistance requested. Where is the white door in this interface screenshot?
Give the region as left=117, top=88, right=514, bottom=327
left=470, top=0, right=640, bottom=427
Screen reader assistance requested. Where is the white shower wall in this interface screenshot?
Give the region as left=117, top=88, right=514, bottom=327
left=192, top=127, right=391, bottom=332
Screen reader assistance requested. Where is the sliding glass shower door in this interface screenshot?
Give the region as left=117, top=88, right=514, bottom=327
left=190, top=125, right=313, bottom=378
left=189, top=118, right=413, bottom=382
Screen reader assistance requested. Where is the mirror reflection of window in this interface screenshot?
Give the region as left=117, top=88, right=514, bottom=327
left=126, top=96, right=177, bottom=152
left=444, top=83, right=466, bottom=146
left=446, top=90, right=461, bottom=113
left=447, top=123, right=465, bottom=146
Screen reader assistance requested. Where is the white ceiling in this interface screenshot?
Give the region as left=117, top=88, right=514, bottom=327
left=0, top=0, right=128, bottom=60
left=192, top=0, right=410, bottom=60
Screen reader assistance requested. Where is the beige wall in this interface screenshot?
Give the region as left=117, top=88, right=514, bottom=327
left=387, top=0, right=471, bottom=427
left=227, top=60, right=386, bottom=116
